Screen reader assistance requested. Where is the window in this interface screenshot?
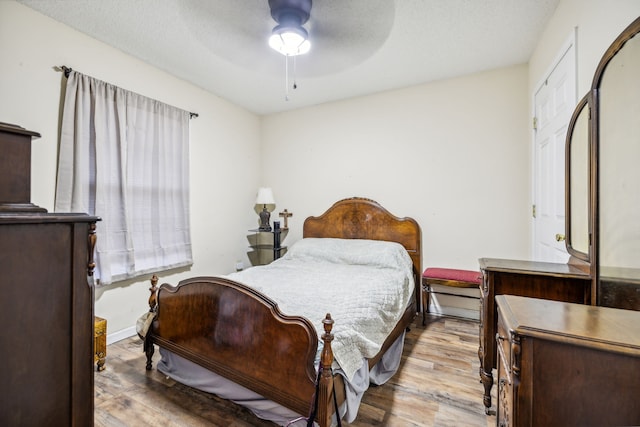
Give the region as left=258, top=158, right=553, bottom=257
left=55, top=70, right=192, bottom=285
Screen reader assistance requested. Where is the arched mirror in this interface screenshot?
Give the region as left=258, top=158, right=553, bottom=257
left=594, top=16, right=640, bottom=309
left=565, top=94, right=591, bottom=262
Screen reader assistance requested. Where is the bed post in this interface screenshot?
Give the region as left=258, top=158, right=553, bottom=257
left=317, top=313, right=336, bottom=427
left=148, top=274, right=158, bottom=312
left=144, top=275, right=159, bottom=370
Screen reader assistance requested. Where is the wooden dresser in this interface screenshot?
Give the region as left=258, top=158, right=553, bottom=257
left=0, top=123, right=98, bottom=426
left=496, top=295, right=640, bottom=427
left=478, top=258, right=591, bottom=412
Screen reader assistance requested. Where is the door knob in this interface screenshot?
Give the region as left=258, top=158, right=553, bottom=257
left=555, top=233, right=566, bottom=242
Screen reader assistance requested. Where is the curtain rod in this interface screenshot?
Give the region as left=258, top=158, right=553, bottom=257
left=57, top=65, right=199, bottom=119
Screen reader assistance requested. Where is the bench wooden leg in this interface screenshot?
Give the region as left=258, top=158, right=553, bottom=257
left=422, top=285, right=431, bottom=325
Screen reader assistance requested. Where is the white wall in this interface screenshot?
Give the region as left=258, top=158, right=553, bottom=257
left=261, top=65, right=532, bottom=271
left=530, top=0, right=640, bottom=98
left=0, top=2, right=262, bottom=335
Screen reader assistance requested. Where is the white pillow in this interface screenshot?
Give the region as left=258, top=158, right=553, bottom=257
left=281, top=237, right=413, bottom=272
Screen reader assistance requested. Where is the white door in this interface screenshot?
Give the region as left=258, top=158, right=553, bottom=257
left=533, top=37, right=576, bottom=263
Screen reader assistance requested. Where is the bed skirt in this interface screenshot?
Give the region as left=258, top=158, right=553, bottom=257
left=156, top=330, right=405, bottom=426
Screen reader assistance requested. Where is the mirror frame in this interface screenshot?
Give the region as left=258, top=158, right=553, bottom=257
left=591, top=17, right=640, bottom=89
left=564, top=17, right=640, bottom=269
left=563, top=16, right=640, bottom=306
left=564, top=93, right=592, bottom=263
left=591, top=16, right=640, bottom=307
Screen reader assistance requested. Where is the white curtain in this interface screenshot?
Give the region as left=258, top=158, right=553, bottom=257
left=55, top=70, right=192, bottom=285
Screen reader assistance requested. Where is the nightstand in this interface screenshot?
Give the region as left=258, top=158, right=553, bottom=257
left=247, top=223, right=287, bottom=266
left=94, top=316, right=107, bottom=371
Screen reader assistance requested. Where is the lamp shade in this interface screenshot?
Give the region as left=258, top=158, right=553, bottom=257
left=255, top=187, right=275, bottom=205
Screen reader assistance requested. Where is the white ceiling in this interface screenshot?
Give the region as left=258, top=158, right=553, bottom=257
left=17, top=0, right=560, bottom=115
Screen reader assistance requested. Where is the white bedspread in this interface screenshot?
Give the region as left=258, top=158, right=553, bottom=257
left=226, top=237, right=414, bottom=381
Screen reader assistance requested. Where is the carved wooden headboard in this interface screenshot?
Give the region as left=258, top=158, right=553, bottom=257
left=303, top=197, right=422, bottom=306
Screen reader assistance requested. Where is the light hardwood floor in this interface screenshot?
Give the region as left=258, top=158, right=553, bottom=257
left=95, top=315, right=496, bottom=426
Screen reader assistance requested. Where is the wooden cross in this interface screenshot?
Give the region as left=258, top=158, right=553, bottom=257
left=278, top=209, right=293, bottom=230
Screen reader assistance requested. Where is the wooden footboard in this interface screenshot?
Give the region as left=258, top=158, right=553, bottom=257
left=145, top=275, right=344, bottom=426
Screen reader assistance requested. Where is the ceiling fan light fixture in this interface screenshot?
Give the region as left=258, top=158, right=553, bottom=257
left=269, top=25, right=310, bottom=56
left=268, top=0, right=312, bottom=57
left=267, top=0, right=313, bottom=99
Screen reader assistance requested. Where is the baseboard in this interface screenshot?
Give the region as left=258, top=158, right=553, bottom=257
left=427, top=304, right=480, bottom=321
left=107, top=325, right=137, bottom=345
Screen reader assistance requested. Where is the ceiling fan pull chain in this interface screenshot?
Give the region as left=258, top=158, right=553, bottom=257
left=285, top=54, right=290, bottom=101
left=293, top=55, right=298, bottom=90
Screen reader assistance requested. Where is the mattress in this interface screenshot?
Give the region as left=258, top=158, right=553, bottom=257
left=226, top=237, right=415, bottom=380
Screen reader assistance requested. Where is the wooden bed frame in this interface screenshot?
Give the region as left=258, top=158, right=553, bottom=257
left=143, top=197, right=422, bottom=426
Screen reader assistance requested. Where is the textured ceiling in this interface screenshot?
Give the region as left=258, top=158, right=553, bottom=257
left=17, top=0, right=560, bottom=115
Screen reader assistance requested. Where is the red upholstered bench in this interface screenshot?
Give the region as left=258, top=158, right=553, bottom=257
left=422, top=267, right=482, bottom=325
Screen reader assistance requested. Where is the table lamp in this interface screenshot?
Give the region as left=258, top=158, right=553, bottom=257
left=255, top=187, right=275, bottom=231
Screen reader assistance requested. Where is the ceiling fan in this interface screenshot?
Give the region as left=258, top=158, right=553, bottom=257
left=167, top=0, right=394, bottom=79
left=267, top=0, right=313, bottom=56
left=262, top=0, right=394, bottom=76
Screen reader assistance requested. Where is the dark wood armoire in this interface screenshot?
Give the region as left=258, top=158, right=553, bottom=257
left=0, top=122, right=98, bottom=426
